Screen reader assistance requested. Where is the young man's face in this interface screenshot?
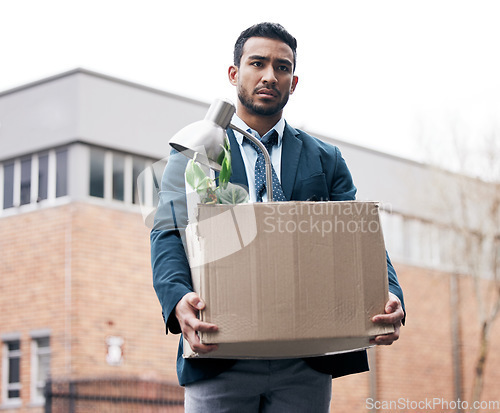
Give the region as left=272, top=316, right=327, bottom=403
left=229, top=37, right=298, bottom=118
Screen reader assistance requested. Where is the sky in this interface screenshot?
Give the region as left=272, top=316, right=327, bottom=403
left=1, top=0, right=500, bottom=164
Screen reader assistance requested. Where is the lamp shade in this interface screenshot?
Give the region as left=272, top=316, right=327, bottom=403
left=169, top=98, right=236, bottom=171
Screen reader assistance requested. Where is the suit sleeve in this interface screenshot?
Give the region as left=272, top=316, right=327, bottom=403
left=151, top=150, right=193, bottom=334
left=329, top=146, right=357, bottom=201
left=329, top=146, right=406, bottom=316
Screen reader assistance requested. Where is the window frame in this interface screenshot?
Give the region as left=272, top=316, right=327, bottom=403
left=1, top=337, right=22, bottom=406
left=1, top=148, right=69, bottom=213
left=55, top=148, right=68, bottom=198
left=37, top=152, right=50, bottom=202
left=87, top=146, right=159, bottom=209
left=30, top=333, right=51, bottom=405
left=2, top=160, right=16, bottom=209
left=20, top=156, right=32, bottom=206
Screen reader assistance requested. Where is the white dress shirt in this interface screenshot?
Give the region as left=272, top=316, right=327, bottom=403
left=230, top=114, right=285, bottom=202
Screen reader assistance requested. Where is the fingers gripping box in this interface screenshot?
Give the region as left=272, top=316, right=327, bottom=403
left=184, top=201, right=393, bottom=359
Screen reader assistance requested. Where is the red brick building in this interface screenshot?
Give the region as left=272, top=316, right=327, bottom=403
left=1, top=69, right=499, bottom=412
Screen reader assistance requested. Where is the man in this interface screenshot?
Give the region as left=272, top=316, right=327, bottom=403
left=151, top=22, right=405, bottom=412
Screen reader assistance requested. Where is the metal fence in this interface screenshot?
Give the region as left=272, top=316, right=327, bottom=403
left=45, top=377, right=184, bottom=412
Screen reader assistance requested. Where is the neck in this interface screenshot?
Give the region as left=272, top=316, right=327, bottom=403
left=236, top=105, right=282, bottom=137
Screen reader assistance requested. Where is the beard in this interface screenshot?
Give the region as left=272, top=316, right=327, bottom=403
left=237, top=85, right=289, bottom=116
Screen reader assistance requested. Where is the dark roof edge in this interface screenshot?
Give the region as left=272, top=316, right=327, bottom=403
left=0, top=68, right=211, bottom=109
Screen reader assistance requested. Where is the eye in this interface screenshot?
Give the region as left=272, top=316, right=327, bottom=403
left=278, top=65, right=290, bottom=72
left=251, top=61, right=263, bottom=67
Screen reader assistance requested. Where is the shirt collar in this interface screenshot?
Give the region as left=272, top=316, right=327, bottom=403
left=231, top=114, right=285, bottom=146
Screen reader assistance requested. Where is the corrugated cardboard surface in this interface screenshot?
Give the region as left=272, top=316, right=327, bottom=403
left=185, top=201, right=393, bottom=359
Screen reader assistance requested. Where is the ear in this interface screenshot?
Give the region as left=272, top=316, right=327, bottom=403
left=289, top=75, right=299, bottom=95
left=228, top=65, right=238, bottom=86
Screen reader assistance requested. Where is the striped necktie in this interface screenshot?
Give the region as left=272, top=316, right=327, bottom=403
left=245, top=130, right=287, bottom=202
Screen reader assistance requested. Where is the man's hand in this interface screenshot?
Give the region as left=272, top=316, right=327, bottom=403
left=370, top=292, right=404, bottom=346
left=175, top=292, right=219, bottom=354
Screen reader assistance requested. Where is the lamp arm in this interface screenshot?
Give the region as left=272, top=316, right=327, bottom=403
left=229, top=123, right=274, bottom=202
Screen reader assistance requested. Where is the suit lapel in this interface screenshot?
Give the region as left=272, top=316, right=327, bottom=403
left=227, top=128, right=249, bottom=188
left=281, top=123, right=302, bottom=200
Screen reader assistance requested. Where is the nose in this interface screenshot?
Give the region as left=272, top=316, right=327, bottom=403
left=262, top=66, right=277, bottom=85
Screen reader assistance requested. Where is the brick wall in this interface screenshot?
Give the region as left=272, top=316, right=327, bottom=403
left=1, top=206, right=69, bottom=411
left=0, top=203, right=180, bottom=413
left=68, top=202, right=178, bottom=380
left=331, top=264, right=500, bottom=413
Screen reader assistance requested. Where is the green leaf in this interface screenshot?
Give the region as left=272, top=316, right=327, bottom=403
left=216, top=137, right=230, bottom=165
left=185, top=159, right=212, bottom=192
left=216, top=182, right=249, bottom=204
left=218, top=142, right=232, bottom=187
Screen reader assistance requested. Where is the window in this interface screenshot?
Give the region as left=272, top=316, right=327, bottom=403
left=31, top=336, right=50, bottom=404
left=87, top=147, right=160, bottom=209
left=38, top=153, right=49, bottom=201
left=20, top=158, right=31, bottom=205
left=2, top=340, right=21, bottom=404
left=89, top=148, right=105, bottom=198
left=55, top=149, right=68, bottom=198
left=379, top=211, right=404, bottom=261
left=3, top=162, right=14, bottom=209
left=132, top=158, right=145, bottom=205
left=112, top=153, right=125, bottom=201
left=1, top=148, right=69, bottom=211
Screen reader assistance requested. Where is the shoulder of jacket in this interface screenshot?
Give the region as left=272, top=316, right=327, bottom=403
left=290, top=126, right=340, bottom=155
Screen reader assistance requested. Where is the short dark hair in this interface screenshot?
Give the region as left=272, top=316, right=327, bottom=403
left=233, top=22, right=297, bottom=71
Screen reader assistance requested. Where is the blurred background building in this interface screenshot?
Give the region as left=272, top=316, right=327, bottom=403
left=1, top=69, right=499, bottom=412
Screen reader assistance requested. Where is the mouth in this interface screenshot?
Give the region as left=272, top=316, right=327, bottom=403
left=256, top=88, right=279, bottom=98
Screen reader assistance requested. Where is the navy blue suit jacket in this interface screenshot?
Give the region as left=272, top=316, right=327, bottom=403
left=151, top=123, right=405, bottom=386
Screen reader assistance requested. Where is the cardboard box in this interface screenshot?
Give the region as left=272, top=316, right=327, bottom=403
left=184, top=201, right=393, bottom=359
